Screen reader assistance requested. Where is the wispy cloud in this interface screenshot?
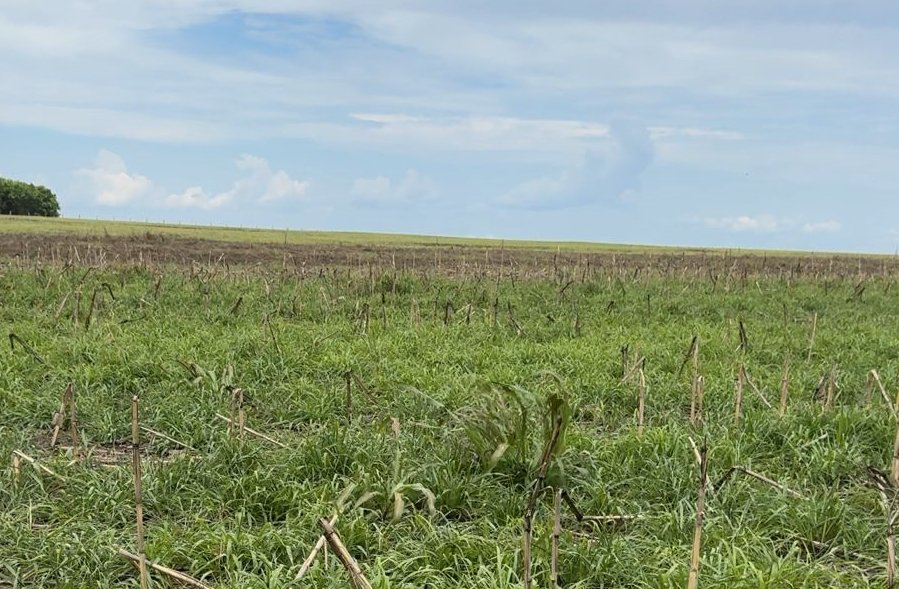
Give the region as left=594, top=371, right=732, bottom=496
left=5, top=3, right=899, bottom=147
left=704, top=214, right=784, bottom=232
left=702, top=215, right=843, bottom=234
left=325, top=114, right=611, bottom=154
left=801, top=220, right=841, bottom=233
left=5, top=3, right=898, bottom=251
left=323, top=113, right=738, bottom=156
left=498, top=118, right=654, bottom=209
left=498, top=172, right=572, bottom=209
left=351, top=170, right=438, bottom=207
left=0, top=105, right=229, bottom=143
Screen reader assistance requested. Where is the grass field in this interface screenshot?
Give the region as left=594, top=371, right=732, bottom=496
left=1, top=230, right=898, bottom=588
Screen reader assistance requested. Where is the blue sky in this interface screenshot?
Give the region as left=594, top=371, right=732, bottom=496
left=1, top=2, right=898, bottom=252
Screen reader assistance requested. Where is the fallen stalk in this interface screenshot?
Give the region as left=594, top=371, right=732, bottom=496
left=743, top=369, right=773, bottom=409
left=318, top=518, right=374, bottom=589
left=295, top=514, right=339, bottom=581
left=621, top=356, right=646, bottom=384
left=713, top=466, right=806, bottom=500
left=581, top=514, right=643, bottom=523
left=8, top=333, right=48, bottom=366
left=214, top=413, right=289, bottom=449
left=865, top=370, right=893, bottom=414
left=559, top=489, right=644, bottom=526
left=11, top=450, right=65, bottom=480
left=140, top=426, right=198, bottom=453
left=117, top=548, right=213, bottom=589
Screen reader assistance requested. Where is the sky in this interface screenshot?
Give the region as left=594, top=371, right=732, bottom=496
left=2, top=1, right=899, bottom=252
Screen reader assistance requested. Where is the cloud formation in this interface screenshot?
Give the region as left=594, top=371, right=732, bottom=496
left=702, top=215, right=842, bottom=234
left=801, top=220, right=842, bottom=233
left=351, top=170, right=438, bottom=206
left=165, top=186, right=231, bottom=210
left=7, top=3, right=891, bottom=144
left=167, top=154, right=309, bottom=209
left=4, top=3, right=896, bottom=251
left=77, top=150, right=154, bottom=206
left=78, top=150, right=307, bottom=210
left=703, top=214, right=783, bottom=232
left=233, top=155, right=310, bottom=203
left=499, top=118, right=654, bottom=209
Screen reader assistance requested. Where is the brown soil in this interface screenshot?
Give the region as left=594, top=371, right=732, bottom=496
left=31, top=428, right=189, bottom=467
left=0, top=230, right=893, bottom=278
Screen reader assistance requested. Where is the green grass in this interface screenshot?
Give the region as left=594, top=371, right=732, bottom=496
left=0, top=214, right=826, bottom=255
left=1, top=258, right=897, bottom=587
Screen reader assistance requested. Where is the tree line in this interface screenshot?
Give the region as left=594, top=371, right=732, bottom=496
left=0, top=177, right=60, bottom=217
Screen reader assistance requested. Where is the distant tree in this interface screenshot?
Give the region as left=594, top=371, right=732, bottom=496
left=0, top=177, right=60, bottom=217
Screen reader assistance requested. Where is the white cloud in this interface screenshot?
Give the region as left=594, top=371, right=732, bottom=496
left=351, top=170, right=438, bottom=206
left=358, top=12, right=899, bottom=98
left=327, top=114, right=612, bottom=155
left=351, top=113, right=426, bottom=125
left=5, top=1, right=897, bottom=251
left=166, top=154, right=309, bottom=209
left=351, top=113, right=612, bottom=140
left=233, top=154, right=310, bottom=203
left=703, top=214, right=784, bottom=232
left=5, top=2, right=899, bottom=150
left=326, top=113, right=739, bottom=156
left=802, top=220, right=842, bottom=233
left=649, top=127, right=743, bottom=141
left=76, top=150, right=307, bottom=210
left=702, top=216, right=844, bottom=234
left=165, top=186, right=230, bottom=210
left=77, top=150, right=153, bottom=206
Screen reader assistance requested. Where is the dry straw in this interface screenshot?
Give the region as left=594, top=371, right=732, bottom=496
left=318, top=518, right=374, bottom=589
left=779, top=356, right=790, bottom=417
left=117, top=549, right=213, bottom=589
left=522, top=413, right=563, bottom=589
left=214, top=413, right=289, bottom=449
left=130, top=396, right=149, bottom=589
left=687, top=446, right=708, bottom=589
left=550, top=488, right=562, bottom=589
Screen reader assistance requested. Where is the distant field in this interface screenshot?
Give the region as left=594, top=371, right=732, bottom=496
left=0, top=214, right=792, bottom=255
left=0, top=214, right=894, bottom=288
